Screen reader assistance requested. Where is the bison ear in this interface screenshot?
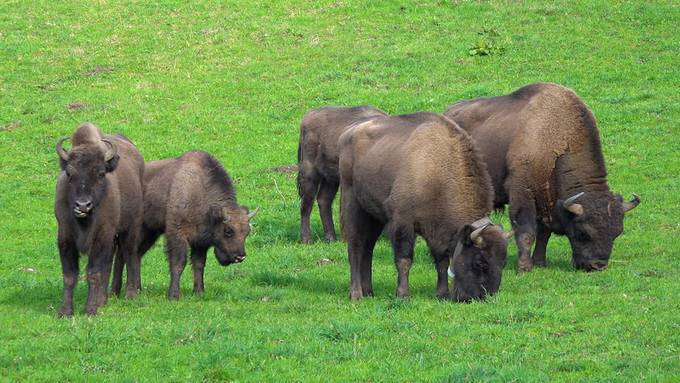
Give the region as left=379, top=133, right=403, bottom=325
left=105, top=154, right=120, bottom=173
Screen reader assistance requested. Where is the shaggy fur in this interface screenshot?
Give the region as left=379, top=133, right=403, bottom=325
left=55, top=123, right=144, bottom=316
left=444, top=83, right=640, bottom=272
left=111, top=151, right=254, bottom=299
left=297, top=106, right=387, bottom=243
left=339, top=112, right=509, bottom=302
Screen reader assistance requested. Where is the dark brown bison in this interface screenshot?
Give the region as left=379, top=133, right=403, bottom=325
left=55, top=123, right=144, bottom=316
left=338, top=112, right=512, bottom=302
left=298, top=106, right=387, bottom=243
left=112, top=151, right=257, bottom=299
left=444, top=83, right=640, bottom=272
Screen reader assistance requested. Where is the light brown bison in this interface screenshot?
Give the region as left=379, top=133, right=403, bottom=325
left=55, top=123, right=144, bottom=316
left=112, top=151, right=257, bottom=299
left=298, top=106, right=387, bottom=243
left=338, top=112, right=512, bottom=302
left=444, top=83, right=640, bottom=272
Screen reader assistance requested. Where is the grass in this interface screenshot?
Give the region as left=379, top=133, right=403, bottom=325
left=1, top=0, right=679, bottom=381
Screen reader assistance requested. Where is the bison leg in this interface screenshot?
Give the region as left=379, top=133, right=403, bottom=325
left=390, top=225, right=415, bottom=298
left=509, top=192, right=538, bottom=273
left=118, top=229, right=142, bottom=299
left=298, top=165, right=320, bottom=244
left=111, top=250, right=123, bottom=297
left=433, top=251, right=449, bottom=300
left=317, top=179, right=340, bottom=241
left=342, top=187, right=380, bottom=300
left=57, top=236, right=79, bottom=317
left=166, top=235, right=189, bottom=300
left=190, top=247, right=208, bottom=294
left=85, top=240, right=115, bottom=315
left=532, top=223, right=551, bottom=267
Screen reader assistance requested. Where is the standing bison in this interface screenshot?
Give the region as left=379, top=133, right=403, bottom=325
left=55, top=123, right=144, bottom=316
left=112, top=151, right=257, bottom=299
left=444, top=83, right=640, bottom=272
left=298, top=106, right=387, bottom=243
left=339, top=112, right=512, bottom=302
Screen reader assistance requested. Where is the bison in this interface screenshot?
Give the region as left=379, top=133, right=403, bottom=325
left=338, top=112, right=512, bottom=302
left=444, top=83, right=640, bottom=272
left=298, top=106, right=387, bottom=243
left=55, top=123, right=144, bottom=316
left=112, top=151, right=257, bottom=299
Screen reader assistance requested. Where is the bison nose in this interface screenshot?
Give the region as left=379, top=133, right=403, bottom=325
left=589, top=261, right=608, bottom=271
left=74, top=200, right=93, bottom=213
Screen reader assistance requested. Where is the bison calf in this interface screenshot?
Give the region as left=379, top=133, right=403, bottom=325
left=113, top=151, right=257, bottom=299
left=444, top=83, right=640, bottom=272
left=338, top=112, right=512, bottom=302
left=55, top=123, right=144, bottom=316
left=298, top=106, right=387, bottom=243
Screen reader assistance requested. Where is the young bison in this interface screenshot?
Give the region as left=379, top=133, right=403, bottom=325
left=298, top=106, right=387, bottom=243
left=338, top=113, right=512, bottom=302
left=112, top=151, right=257, bottom=299
left=444, top=83, right=640, bottom=272
left=55, top=123, right=144, bottom=316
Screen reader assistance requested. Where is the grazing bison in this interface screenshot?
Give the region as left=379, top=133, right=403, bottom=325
left=112, top=151, right=257, bottom=299
left=55, top=123, right=144, bottom=316
left=338, top=112, right=512, bottom=302
left=298, top=106, right=387, bottom=243
left=444, top=83, right=640, bottom=272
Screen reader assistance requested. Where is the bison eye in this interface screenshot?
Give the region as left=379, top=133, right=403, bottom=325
left=224, top=228, right=234, bottom=238
left=98, top=170, right=106, bottom=179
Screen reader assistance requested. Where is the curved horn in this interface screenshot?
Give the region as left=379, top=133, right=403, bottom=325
left=222, top=207, right=231, bottom=223
left=247, top=207, right=260, bottom=220
left=56, top=137, right=70, bottom=161
left=101, top=139, right=117, bottom=162
left=563, top=192, right=585, bottom=208
left=622, top=194, right=640, bottom=213
left=563, top=191, right=585, bottom=216
left=470, top=224, right=488, bottom=246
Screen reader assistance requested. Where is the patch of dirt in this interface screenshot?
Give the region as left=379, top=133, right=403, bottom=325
left=67, top=102, right=87, bottom=111
left=84, top=65, right=114, bottom=77
left=0, top=121, right=21, bottom=131
left=271, top=164, right=298, bottom=174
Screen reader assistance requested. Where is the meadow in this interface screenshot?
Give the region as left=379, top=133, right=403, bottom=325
left=1, top=1, right=679, bottom=381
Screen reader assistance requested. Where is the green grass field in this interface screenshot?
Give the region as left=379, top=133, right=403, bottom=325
left=1, top=1, right=679, bottom=381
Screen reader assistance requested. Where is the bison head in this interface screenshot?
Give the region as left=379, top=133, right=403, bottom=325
left=210, top=205, right=259, bottom=266
left=554, top=191, right=640, bottom=271
left=449, top=223, right=511, bottom=302
left=56, top=137, right=119, bottom=220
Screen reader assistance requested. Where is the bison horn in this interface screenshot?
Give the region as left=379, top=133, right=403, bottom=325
left=101, top=139, right=117, bottom=162
left=622, top=194, right=640, bottom=213
left=247, top=207, right=260, bottom=220
left=470, top=224, right=489, bottom=247
left=56, top=137, right=70, bottom=161
left=563, top=192, right=585, bottom=216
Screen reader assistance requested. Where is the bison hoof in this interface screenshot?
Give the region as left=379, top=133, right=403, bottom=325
left=325, top=234, right=337, bottom=241
left=58, top=307, right=74, bottom=318
left=532, top=259, right=547, bottom=268
left=125, top=288, right=139, bottom=299
left=85, top=306, right=98, bottom=316
left=436, top=291, right=450, bottom=300
left=349, top=290, right=364, bottom=301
